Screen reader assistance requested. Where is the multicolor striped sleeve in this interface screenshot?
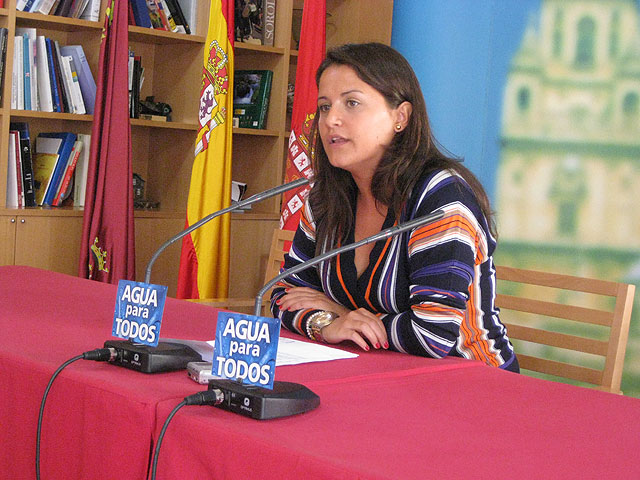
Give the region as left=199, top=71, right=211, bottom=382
left=270, top=200, right=324, bottom=336
left=383, top=171, right=489, bottom=358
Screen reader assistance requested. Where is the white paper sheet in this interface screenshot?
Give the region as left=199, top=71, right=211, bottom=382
left=163, top=337, right=358, bottom=366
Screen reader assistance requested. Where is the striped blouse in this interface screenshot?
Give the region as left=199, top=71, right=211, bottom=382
left=270, top=169, right=517, bottom=369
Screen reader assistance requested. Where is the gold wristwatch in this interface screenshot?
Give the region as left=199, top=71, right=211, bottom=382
left=306, top=311, right=338, bottom=342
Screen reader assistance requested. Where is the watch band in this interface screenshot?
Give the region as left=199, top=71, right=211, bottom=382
left=305, top=311, right=338, bottom=342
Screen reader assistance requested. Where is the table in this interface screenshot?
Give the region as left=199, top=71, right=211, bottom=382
left=1, top=266, right=639, bottom=479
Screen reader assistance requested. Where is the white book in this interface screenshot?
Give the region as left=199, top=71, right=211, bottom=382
left=6, top=132, right=19, bottom=207
left=12, top=37, right=24, bottom=110
left=35, top=36, right=53, bottom=112
left=16, top=0, right=29, bottom=11
left=65, top=56, right=86, bottom=114
left=36, top=0, right=58, bottom=15
left=79, top=0, right=101, bottom=21
left=73, top=134, right=91, bottom=207
left=177, top=0, right=197, bottom=35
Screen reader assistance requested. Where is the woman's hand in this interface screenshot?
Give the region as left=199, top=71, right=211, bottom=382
left=276, top=287, right=350, bottom=317
left=321, top=308, right=389, bottom=351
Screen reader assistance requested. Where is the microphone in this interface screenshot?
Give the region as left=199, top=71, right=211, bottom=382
left=144, top=177, right=310, bottom=283
left=105, top=178, right=311, bottom=373
left=206, top=208, right=445, bottom=419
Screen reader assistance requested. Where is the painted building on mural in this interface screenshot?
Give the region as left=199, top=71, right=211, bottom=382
left=495, top=0, right=640, bottom=392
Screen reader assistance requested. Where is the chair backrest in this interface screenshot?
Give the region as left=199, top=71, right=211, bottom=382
left=187, top=228, right=295, bottom=314
left=263, top=228, right=295, bottom=286
left=495, top=265, right=635, bottom=394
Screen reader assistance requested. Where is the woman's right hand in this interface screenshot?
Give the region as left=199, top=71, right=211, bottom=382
left=321, top=308, right=389, bottom=351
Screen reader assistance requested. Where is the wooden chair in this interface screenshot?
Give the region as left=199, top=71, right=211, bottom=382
left=495, top=265, right=635, bottom=394
left=190, top=228, right=295, bottom=315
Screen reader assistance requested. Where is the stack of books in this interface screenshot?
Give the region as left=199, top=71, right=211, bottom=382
left=129, top=0, right=195, bottom=35
left=10, top=28, right=97, bottom=115
left=16, top=0, right=101, bottom=22
left=5, top=125, right=92, bottom=208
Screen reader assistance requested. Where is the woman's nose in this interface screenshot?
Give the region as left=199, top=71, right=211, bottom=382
left=325, top=106, right=342, bottom=126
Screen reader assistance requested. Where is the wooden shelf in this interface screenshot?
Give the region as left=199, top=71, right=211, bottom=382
left=233, top=127, right=281, bottom=137
left=130, top=118, right=198, bottom=131
left=10, top=110, right=94, bottom=122
left=128, top=26, right=205, bottom=45
left=15, top=11, right=103, bottom=31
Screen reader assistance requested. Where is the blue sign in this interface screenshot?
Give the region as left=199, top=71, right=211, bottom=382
left=112, top=280, right=168, bottom=347
left=213, top=312, right=281, bottom=389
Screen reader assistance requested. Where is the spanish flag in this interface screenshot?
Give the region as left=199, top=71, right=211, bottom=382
left=280, top=0, right=326, bottom=231
left=177, top=0, right=234, bottom=299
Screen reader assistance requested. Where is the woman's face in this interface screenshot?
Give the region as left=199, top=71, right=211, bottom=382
left=316, top=65, right=404, bottom=182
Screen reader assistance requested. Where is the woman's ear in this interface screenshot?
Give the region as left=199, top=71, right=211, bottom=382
left=394, top=101, right=413, bottom=132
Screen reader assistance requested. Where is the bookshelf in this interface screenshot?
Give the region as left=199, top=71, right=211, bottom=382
left=0, top=0, right=394, bottom=298
left=227, top=0, right=394, bottom=299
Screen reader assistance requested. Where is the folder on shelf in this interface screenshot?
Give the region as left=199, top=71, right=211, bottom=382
left=60, top=45, right=96, bottom=114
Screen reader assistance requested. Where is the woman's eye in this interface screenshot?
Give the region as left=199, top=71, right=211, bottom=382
left=346, top=99, right=359, bottom=108
left=318, top=104, right=330, bottom=113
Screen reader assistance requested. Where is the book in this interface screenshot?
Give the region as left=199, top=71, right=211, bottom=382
left=233, top=69, right=273, bottom=129
left=12, top=36, right=24, bottom=110
left=60, top=45, right=96, bottom=114
left=147, top=0, right=168, bottom=30
left=0, top=29, right=8, bottom=104
left=45, top=38, right=62, bottom=112
left=22, top=34, right=31, bottom=110
left=10, top=122, right=37, bottom=207
left=130, top=0, right=152, bottom=28
left=36, top=36, right=54, bottom=113
left=36, top=0, right=58, bottom=15
left=28, top=0, right=44, bottom=12
left=235, top=0, right=263, bottom=45
left=139, top=113, right=167, bottom=122
left=60, top=55, right=85, bottom=114
left=9, top=131, right=24, bottom=207
left=176, top=0, right=197, bottom=35
left=70, top=0, right=90, bottom=18
left=54, top=0, right=75, bottom=17
left=37, top=132, right=77, bottom=206
left=157, top=0, right=179, bottom=32
left=6, top=132, right=19, bottom=207
left=164, top=0, right=190, bottom=34
left=73, top=133, right=91, bottom=207
left=263, top=0, right=276, bottom=46
left=32, top=152, right=59, bottom=206
left=53, top=140, right=83, bottom=206
left=79, top=0, right=101, bottom=21
left=53, top=40, right=71, bottom=113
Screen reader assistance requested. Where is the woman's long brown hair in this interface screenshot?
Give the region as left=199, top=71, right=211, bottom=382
left=308, top=43, right=496, bottom=255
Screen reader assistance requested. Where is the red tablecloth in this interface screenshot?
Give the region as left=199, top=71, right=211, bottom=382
left=0, top=266, right=479, bottom=479
left=3, top=266, right=640, bottom=478
left=153, top=363, right=640, bottom=479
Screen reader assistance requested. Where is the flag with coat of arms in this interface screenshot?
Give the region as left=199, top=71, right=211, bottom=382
left=177, top=0, right=234, bottom=299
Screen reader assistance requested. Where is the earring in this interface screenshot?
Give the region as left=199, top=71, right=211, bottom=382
left=395, top=124, right=402, bottom=131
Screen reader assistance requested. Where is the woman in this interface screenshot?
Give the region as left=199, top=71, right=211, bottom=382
left=271, top=43, right=518, bottom=372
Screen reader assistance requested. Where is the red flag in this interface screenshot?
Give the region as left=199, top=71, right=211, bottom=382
left=280, top=0, right=326, bottom=231
left=79, top=0, right=135, bottom=283
left=176, top=0, right=234, bottom=299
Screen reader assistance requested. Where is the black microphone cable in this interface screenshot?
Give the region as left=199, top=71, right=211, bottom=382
left=150, top=389, right=224, bottom=480
left=36, top=348, right=118, bottom=480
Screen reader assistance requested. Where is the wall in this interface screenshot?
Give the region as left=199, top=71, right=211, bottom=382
left=392, top=0, right=640, bottom=397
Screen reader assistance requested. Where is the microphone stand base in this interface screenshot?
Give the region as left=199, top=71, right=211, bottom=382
left=208, top=378, right=320, bottom=420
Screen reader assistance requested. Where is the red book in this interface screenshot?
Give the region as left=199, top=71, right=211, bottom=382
left=53, top=140, right=82, bottom=206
